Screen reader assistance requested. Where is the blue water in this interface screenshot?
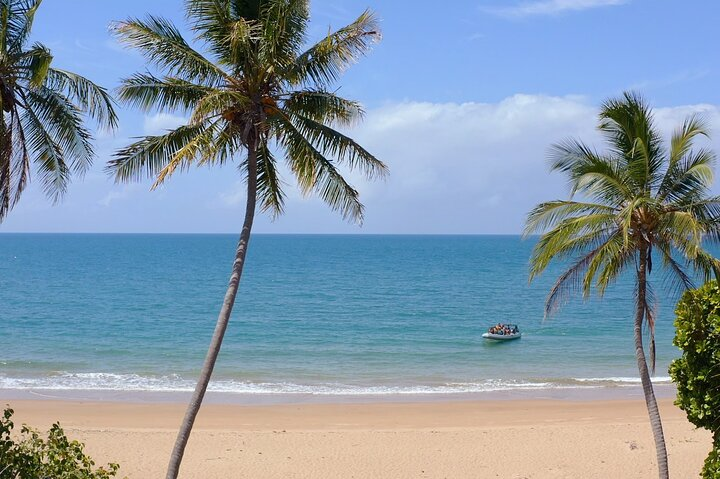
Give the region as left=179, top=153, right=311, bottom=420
left=0, top=234, right=690, bottom=397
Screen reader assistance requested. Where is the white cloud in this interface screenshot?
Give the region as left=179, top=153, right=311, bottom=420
left=98, top=185, right=137, bottom=207
left=4, top=94, right=719, bottom=234
left=143, top=113, right=187, bottom=135
left=298, top=94, right=720, bottom=234
left=73, top=39, right=95, bottom=52
left=485, top=0, right=628, bottom=17
left=209, top=94, right=720, bottom=234
left=217, top=181, right=247, bottom=207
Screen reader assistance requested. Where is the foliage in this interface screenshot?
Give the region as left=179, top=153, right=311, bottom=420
left=525, top=90, right=720, bottom=479
left=525, top=91, right=720, bottom=371
left=0, top=406, right=121, bottom=478
left=109, top=3, right=385, bottom=476
left=0, top=0, right=117, bottom=222
left=670, top=281, right=720, bottom=478
left=107, top=0, right=386, bottom=224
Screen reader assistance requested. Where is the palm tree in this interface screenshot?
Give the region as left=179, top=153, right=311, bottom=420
left=0, top=0, right=117, bottom=221
left=525, top=91, right=720, bottom=479
left=108, top=1, right=385, bottom=477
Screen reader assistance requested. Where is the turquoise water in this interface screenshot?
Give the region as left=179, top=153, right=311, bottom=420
left=0, top=234, right=687, bottom=397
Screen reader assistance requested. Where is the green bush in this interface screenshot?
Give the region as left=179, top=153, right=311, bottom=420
left=0, top=406, right=121, bottom=479
left=670, top=281, right=720, bottom=478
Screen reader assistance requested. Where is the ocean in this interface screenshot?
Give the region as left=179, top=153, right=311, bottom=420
left=0, top=234, right=687, bottom=402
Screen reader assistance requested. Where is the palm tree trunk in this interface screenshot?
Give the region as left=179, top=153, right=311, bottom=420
left=165, top=143, right=259, bottom=479
left=635, top=244, right=669, bottom=479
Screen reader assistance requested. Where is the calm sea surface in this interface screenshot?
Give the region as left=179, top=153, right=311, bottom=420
left=0, top=234, right=693, bottom=400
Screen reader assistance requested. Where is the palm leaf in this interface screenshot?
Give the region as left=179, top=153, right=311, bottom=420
left=5, top=0, right=41, bottom=53
left=283, top=90, right=364, bottom=127
left=23, top=87, right=94, bottom=175
left=255, top=139, right=284, bottom=216
left=259, top=0, right=307, bottom=69
left=541, top=232, right=621, bottom=317
left=549, top=139, right=631, bottom=204
left=20, top=103, right=68, bottom=202
left=283, top=108, right=386, bottom=179
left=108, top=124, right=209, bottom=184
left=111, top=15, right=228, bottom=86
left=277, top=115, right=363, bottom=222
left=46, top=68, right=118, bottom=129
left=19, top=42, right=52, bottom=87
left=525, top=200, right=616, bottom=236
left=291, top=9, right=379, bottom=86
left=118, top=73, right=211, bottom=113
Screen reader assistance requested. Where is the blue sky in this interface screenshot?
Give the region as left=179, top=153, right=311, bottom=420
left=2, top=0, right=720, bottom=233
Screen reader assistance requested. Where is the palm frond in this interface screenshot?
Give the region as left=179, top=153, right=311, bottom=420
left=23, top=87, right=94, bottom=175
left=0, top=2, right=114, bottom=222
left=549, top=139, right=631, bottom=204
left=118, top=73, right=212, bottom=113
left=524, top=200, right=616, bottom=236
left=0, top=111, right=13, bottom=218
left=255, top=139, right=284, bottom=216
left=259, top=0, right=307, bottom=69
left=152, top=120, right=224, bottom=188
left=5, top=0, right=41, bottom=53
left=541, top=232, right=622, bottom=317
left=111, top=15, right=228, bottom=86
left=20, top=102, right=68, bottom=202
left=283, top=109, right=386, bottom=179
left=277, top=115, right=363, bottom=222
left=599, top=91, right=664, bottom=192
left=685, top=197, right=720, bottom=242
left=668, top=114, right=709, bottom=169
left=528, top=213, right=618, bottom=279
left=658, top=211, right=704, bottom=255
left=592, top=236, right=633, bottom=295
left=283, top=90, right=364, bottom=127
left=19, top=41, right=52, bottom=87
left=8, top=103, right=30, bottom=207
left=291, top=9, right=379, bottom=86
left=188, top=89, right=251, bottom=124
left=658, top=148, right=715, bottom=203
left=45, top=68, right=118, bottom=130
left=690, top=250, right=720, bottom=282
left=186, top=0, right=263, bottom=68
left=186, top=0, right=234, bottom=41
left=108, top=123, right=208, bottom=184
left=654, top=238, right=695, bottom=297
left=0, top=0, right=39, bottom=53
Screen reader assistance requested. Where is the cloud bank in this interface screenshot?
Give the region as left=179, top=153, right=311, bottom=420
left=280, top=94, right=719, bottom=234
left=2, top=94, right=719, bottom=234
left=143, top=113, right=187, bottom=135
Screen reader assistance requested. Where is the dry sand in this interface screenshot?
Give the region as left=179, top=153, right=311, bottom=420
left=3, top=398, right=711, bottom=478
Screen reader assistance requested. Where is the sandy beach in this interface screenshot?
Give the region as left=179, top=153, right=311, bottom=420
left=3, top=397, right=711, bottom=478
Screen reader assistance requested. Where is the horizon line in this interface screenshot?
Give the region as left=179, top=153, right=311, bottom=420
left=0, top=231, right=531, bottom=236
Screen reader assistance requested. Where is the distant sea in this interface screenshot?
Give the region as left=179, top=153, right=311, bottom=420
left=0, top=234, right=689, bottom=402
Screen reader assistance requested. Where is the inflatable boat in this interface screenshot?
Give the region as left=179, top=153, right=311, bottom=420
left=482, top=324, right=521, bottom=341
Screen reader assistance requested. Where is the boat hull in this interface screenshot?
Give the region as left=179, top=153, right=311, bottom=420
left=482, top=332, right=521, bottom=341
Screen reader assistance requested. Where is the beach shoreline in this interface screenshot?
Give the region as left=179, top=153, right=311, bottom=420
left=0, top=383, right=679, bottom=405
left=2, top=395, right=710, bottom=478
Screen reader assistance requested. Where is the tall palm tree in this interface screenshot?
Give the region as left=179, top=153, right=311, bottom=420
left=108, top=1, right=385, bottom=477
left=0, top=0, right=117, bottom=221
left=525, top=91, right=720, bottom=479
